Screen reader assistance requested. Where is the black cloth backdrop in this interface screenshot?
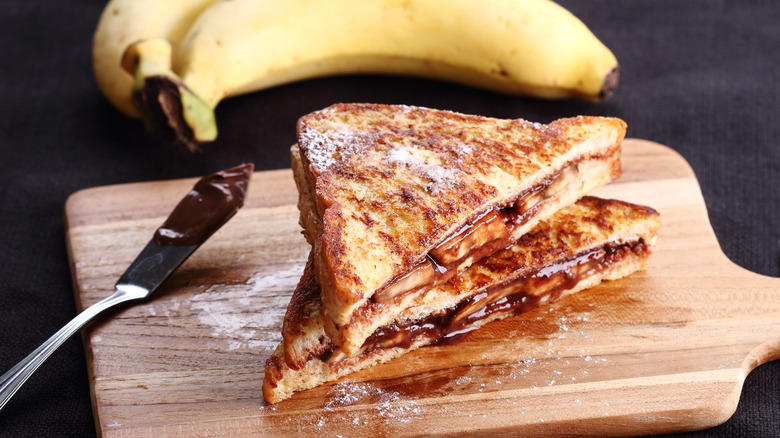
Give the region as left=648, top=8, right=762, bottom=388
left=1, top=1, right=778, bottom=436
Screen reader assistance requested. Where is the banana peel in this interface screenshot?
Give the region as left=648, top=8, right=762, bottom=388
left=95, top=0, right=619, bottom=151
left=121, top=39, right=216, bottom=151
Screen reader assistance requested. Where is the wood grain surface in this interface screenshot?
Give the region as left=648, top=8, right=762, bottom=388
left=64, top=139, right=780, bottom=437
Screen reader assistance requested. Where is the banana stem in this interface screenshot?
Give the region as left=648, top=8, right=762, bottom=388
left=121, top=39, right=217, bottom=151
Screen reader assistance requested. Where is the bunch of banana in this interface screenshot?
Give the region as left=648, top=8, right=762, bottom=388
left=93, top=0, right=619, bottom=151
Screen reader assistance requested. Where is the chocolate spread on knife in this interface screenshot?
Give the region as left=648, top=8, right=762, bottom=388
left=153, top=163, right=254, bottom=246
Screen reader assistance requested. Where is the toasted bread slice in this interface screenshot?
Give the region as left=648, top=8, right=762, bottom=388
left=263, top=197, right=660, bottom=403
left=293, top=103, right=626, bottom=355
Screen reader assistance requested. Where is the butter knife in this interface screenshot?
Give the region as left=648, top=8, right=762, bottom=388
left=0, top=163, right=253, bottom=412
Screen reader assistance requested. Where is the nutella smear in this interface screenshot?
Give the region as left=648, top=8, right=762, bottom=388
left=154, top=163, right=254, bottom=246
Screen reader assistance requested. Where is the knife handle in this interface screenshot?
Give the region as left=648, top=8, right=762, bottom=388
left=0, top=285, right=147, bottom=411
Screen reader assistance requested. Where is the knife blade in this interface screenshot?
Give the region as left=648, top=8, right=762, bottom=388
left=0, top=162, right=254, bottom=412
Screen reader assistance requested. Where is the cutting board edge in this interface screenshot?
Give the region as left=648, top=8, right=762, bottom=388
left=92, top=369, right=747, bottom=438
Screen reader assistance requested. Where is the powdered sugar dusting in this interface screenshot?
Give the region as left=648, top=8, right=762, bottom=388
left=387, top=144, right=459, bottom=195
left=299, top=123, right=376, bottom=171
left=313, top=381, right=423, bottom=431
left=299, top=105, right=472, bottom=196
left=188, top=284, right=285, bottom=352
left=141, top=260, right=305, bottom=354
left=257, top=381, right=425, bottom=435
left=200, top=263, right=302, bottom=351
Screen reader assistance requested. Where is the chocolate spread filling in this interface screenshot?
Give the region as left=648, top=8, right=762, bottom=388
left=371, top=164, right=579, bottom=304
left=323, top=239, right=648, bottom=364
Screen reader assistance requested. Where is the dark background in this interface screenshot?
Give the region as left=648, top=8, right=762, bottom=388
left=1, top=1, right=778, bottom=436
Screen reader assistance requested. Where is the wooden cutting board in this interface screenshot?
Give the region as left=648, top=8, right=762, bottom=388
left=65, top=139, right=780, bottom=437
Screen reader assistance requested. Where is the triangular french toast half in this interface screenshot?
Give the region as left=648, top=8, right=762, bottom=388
left=263, top=197, right=659, bottom=403
left=293, top=103, right=626, bottom=355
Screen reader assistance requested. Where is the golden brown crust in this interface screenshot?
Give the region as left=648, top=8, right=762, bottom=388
left=295, top=103, right=626, bottom=353
left=263, top=197, right=660, bottom=404
left=290, top=145, right=321, bottom=246
left=280, top=252, right=329, bottom=370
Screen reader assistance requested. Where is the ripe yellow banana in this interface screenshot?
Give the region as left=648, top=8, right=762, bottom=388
left=93, top=0, right=218, bottom=118
left=93, top=0, right=619, bottom=151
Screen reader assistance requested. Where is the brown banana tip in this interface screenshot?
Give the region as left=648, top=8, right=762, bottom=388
left=599, top=66, right=620, bottom=101
left=132, top=76, right=202, bottom=152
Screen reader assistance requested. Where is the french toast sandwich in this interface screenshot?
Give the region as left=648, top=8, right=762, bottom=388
left=263, top=197, right=661, bottom=403
left=292, top=103, right=627, bottom=356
